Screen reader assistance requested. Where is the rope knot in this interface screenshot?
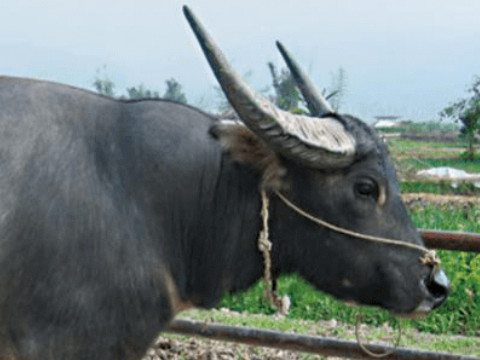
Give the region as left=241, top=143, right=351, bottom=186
left=257, top=230, right=272, bottom=252
left=420, top=250, right=441, bottom=267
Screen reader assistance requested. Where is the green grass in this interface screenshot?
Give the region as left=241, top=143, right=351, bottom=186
left=387, top=140, right=474, bottom=177
left=220, top=203, right=480, bottom=336
left=409, top=202, right=480, bottom=233
left=401, top=180, right=480, bottom=195
left=386, top=138, right=480, bottom=177
left=408, top=204, right=480, bottom=334
left=376, top=126, right=407, bottom=133
left=396, top=158, right=480, bottom=173
left=376, top=122, right=459, bottom=135
left=389, top=139, right=466, bottom=151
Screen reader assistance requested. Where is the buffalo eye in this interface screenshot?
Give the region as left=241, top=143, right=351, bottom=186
left=354, top=179, right=379, bottom=200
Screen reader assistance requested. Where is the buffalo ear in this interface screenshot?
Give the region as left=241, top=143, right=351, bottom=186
left=211, top=121, right=287, bottom=191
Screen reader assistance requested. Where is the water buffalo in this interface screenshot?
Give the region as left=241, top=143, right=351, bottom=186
left=0, top=6, right=448, bottom=360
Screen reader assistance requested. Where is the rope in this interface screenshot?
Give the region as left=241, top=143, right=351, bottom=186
left=355, top=313, right=402, bottom=358
left=274, top=191, right=440, bottom=266
left=258, top=190, right=273, bottom=299
left=257, top=190, right=290, bottom=315
left=257, top=190, right=439, bottom=357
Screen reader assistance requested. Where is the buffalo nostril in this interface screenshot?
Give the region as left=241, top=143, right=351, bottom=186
left=425, top=267, right=450, bottom=308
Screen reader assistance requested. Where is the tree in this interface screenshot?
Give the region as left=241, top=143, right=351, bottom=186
left=92, top=65, right=115, bottom=97
left=441, top=76, right=480, bottom=161
left=163, top=78, right=188, bottom=104
left=267, top=62, right=346, bottom=114
left=126, top=84, right=160, bottom=100
left=267, top=62, right=303, bottom=112
left=328, top=67, right=348, bottom=112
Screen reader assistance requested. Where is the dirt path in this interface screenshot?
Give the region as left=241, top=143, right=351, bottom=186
left=141, top=310, right=396, bottom=360
left=142, top=335, right=332, bottom=360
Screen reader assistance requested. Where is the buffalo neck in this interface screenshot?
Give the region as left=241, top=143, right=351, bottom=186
left=115, top=108, right=276, bottom=310
left=160, top=148, right=267, bottom=309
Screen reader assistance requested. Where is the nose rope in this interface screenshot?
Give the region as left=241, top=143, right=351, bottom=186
left=257, top=189, right=438, bottom=357
left=257, top=189, right=440, bottom=315
left=273, top=190, right=440, bottom=266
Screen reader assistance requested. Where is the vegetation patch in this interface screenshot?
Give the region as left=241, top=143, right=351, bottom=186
left=394, top=158, right=480, bottom=181
left=388, top=139, right=466, bottom=161
left=401, top=181, right=480, bottom=196
left=220, top=203, right=480, bottom=336
left=376, top=122, right=459, bottom=136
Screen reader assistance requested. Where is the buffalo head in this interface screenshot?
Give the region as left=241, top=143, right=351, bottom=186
left=184, top=6, right=449, bottom=315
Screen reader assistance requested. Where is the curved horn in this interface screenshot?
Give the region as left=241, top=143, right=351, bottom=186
left=183, top=6, right=355, bottom=168
left=276, top=41, right=333, bottom=116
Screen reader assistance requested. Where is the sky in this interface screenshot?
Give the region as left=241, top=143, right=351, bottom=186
left=1, top=0, right=479, bottom=122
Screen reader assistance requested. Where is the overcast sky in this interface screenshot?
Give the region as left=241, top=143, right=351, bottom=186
left=1, top=0, right=479, bottom=122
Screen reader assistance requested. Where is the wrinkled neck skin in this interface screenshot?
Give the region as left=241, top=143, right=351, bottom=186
left=162, top=151, right=266, bottom=309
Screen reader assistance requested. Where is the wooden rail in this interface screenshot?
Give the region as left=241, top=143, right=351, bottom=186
left=168, top=319, right=478, bottom=360
left=421, top=229, right=480, bottom=252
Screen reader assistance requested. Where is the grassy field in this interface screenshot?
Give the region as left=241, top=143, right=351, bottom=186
left=376, top=122, right=459, bottom=135
left=396, top=158, right=480, bottom=174
left=219, top=131, right=480, bottom=339
left=401, top=181, right=480, bottom=195
left=386, top=138, right=480, bottom=184
left=388, top=139, right=467, bottom=159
